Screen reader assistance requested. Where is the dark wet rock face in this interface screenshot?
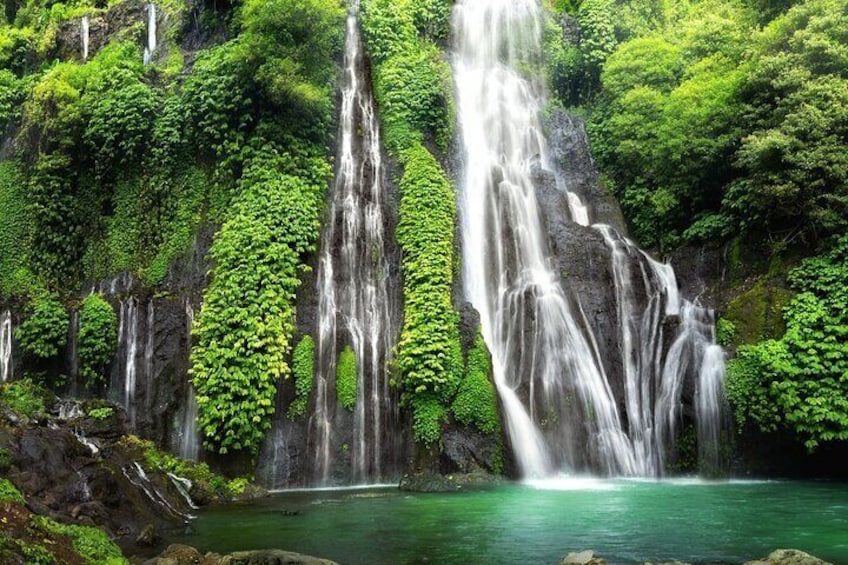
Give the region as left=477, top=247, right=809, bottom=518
left=545, top=109, right=627, bottom=231
left=3, top=416, right=192, bottom=556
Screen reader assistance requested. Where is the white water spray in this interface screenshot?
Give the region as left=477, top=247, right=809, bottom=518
left=453, top=0, right=639, bottom=477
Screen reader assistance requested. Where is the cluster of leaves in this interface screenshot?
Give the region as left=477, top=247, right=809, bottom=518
left=726, top=235, right=848, bottom=450
left=335, top=345, right=356, bottom=411
left=34, top=516, right=127, bottom=565
left=361, top=0, right=454, bottom=152
left=571, top=0, right=847, bottom=249
left=0, top=378, right=47, bottom=420
left=190, top=154, right=327, bottom=455
left=395, top=145, right=463, bottom=444
left=452, top=334, right=499, bottom=435
left=77, top=294, right=117, bottom=389
left=0, top=161, right=35, bottom=297
left=15, top=293, right=68, bottom=361
left=360, top=0, right=462, bottom=445
left=0, top=478, right=25, bottom=504
left=86, top=405, right=113, bottom=420
left=287, top=335, right=314, bottom=420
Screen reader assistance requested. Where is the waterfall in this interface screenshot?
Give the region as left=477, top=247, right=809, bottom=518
left=452, top=0, right=727, bottom=477
left=144, top=300, right=155, bottom=410
left=454, top=0, right=637, bottom=476
left=118, top=298, right=139, bottom=427
left=81, top=15, right=90, bottom=61
left=308, top=5, right=400, bottom=485
left=697, top=343, right=728, bottom=474
left=68, top=310, right=80, bottom=396
left=179, top=299, right=200, bottom=461
left=143, top=3, right=157, bottom=65
left=1, top=310, right=12, bottom=383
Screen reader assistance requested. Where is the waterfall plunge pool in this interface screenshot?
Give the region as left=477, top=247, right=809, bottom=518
left=171, top=479, right=848, bottom=564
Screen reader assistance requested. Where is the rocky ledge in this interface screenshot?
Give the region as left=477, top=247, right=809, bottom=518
left=142, top=544, right=338, bottom=565
left=561, top=549, right=833, bottom=565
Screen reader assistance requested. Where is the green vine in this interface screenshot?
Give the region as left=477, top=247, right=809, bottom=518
left=16, top=293, right=68, bottom=361
left=288, top=335, right=315, bottom=420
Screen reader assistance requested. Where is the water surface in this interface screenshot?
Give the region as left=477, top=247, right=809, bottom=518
left=174, top=479, right=848, bottom=564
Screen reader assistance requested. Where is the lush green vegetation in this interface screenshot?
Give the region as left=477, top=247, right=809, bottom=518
left=726, top=236, right=848, bottom=450
left=288, top=335, right=314, bottom=420
left=0, top=378, right=47, bottom=419
left=15, top=293, right=68, bottom=361
left=190, top=161, right=327, bottom=455
left=452, top=334, right=500, bottom=436
left=35, top=516, right=127, bottom=565
left=336, top=345, right=357, bottom=411
left=554, top=0, right=847, bottom=251
left=0, top=478, right=25, bottom=504
left=361, top=0, right=462, bottom=445
left=77, top=294, right=117, bottom=389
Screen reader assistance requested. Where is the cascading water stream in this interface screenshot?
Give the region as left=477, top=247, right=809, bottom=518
left=1, top=310, right=12, bottom=383
left=81, top=15, right=90, bottom=61
left=454, top=0, right=638, bottom=477
left=118, top=297, right=139, bottom=427
left=179, top=299, right=200, bottom=460
left=68, top=310, right=80, bottom=396
left=453, top=0, right=727, bottom=477
left=143, top=3, right=157, bottom=65
left=308, top=3, right=399, bottom=485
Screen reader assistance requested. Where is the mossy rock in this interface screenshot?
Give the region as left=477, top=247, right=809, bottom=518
left=724, top=281, right=794, bottom=345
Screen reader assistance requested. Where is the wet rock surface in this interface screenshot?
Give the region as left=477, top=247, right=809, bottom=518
left=1, top=404, right=194, bottom=557
left=144, top=545, right=339, bottom=565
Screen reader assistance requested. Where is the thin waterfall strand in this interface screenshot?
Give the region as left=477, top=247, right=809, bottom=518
left=1, top=310, right=12, bottom=383
left=179, top=299, right=200, bottom=460
left=143, top=3, right=157, bottom=65
left=81, top=15, right=90, bottom=61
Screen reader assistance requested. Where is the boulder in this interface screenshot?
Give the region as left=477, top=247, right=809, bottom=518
left=219, top=550, right=338, bottom=565
left=561, top=550, right=606, bottom=565
left=744, top=549, right=833, bottom=565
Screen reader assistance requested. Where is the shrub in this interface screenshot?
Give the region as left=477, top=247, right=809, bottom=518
left=287, top=335, right=314, bottom=420
left=191, top=158, right=326, bottom=455
left=77, top=294, right=118, bottom=389
left=336, top=345, right=356, bottom=411
left=16, top=294, right=68, bottom=360
left=452, top=334, right=500, bottom=435
left=0, top=379, right=47, bottom=419
left=0, top=478, right=24, bottom=504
